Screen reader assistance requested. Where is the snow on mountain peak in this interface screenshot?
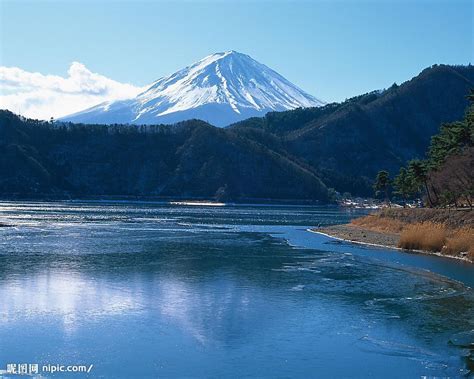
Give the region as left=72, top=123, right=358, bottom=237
left=63, top=51, right=325, bottom=127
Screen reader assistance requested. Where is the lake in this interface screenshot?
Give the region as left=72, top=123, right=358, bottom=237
left=0, top=201, right=473, bottom=378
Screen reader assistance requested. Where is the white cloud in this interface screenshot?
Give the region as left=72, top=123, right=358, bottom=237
left=0, top=62, right=146, bottom=120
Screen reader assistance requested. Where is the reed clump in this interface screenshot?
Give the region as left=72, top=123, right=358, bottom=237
left=443, top=227, right=474, bottom=258
left=398, top=222, right=447, bottom=252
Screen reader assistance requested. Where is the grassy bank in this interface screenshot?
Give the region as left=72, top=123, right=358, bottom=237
left=353, top=209, right=474, bottom=260
left=321, top=208, right=474, bottom=262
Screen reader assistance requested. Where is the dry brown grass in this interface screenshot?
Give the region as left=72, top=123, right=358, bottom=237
left=398, top=223, right=474, bottom=257
left=444, top=227, right=474, bottom=257
left=375, top=208, right=474, bottom=229
left=398, top=222, right=447, bottom=252
left=351, top=214, right=405, bottom=234
left=349, top=210, right=473, bottom=261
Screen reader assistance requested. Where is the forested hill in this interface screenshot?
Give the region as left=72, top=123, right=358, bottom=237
left=0, top=111, right=329, bottom=201
left=231, top=64, right=474, bottom=195
left=0, top=64, right=472, bottom=201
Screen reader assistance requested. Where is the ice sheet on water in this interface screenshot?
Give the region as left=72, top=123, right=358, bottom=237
left=449, top=330, right=474, bottom=348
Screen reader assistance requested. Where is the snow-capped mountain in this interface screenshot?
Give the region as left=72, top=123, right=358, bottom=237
left=62, top=51, right=325, bottom=127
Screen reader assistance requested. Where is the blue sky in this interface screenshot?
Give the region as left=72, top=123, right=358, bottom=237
left=0, top=0, right=472, bottom=118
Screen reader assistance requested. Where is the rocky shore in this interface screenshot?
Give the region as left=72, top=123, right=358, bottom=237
left=316, top=224, right=399, bottom=248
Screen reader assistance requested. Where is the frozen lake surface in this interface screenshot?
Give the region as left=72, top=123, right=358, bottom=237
left=0, top=201, right=473, bottom=378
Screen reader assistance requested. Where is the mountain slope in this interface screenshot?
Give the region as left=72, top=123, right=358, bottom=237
left=232, top=64, right=474, bottom=195
left=62, top=51, right=324, bottom=127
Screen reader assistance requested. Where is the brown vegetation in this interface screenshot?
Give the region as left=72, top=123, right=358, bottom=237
left=428, top=147, right=474, bottom=208
left=351, top=213, right=405, bottom=233
left=350, top=209, right=473, bottom=261
left=398, top=222, right=474, bottom=257
left=398, top=222, right=447, bottom=252
left=354, top=208, right=474, bottom=229
left=444, top=227, right=474, bottom=259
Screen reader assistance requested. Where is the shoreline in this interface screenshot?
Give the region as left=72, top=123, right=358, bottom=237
left=309, top=225, right=473, bottom=264
left=0, top=196, right=329, bottom=206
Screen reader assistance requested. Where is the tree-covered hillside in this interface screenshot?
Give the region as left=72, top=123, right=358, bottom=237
left=232, top=64, right=474, bottom=195
left=391, top=91, right=474, bottom=207
left=0, top=111, right=329, bottom=201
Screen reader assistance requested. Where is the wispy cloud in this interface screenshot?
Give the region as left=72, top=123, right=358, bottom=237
left=0, top=62, right=145, bottom=120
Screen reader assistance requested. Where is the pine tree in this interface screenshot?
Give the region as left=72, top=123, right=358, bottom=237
left=393, top=167, right=416, bottom=205
left=373, top=170, right=391, bottom=206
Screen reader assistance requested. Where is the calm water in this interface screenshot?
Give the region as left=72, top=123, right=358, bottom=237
left=0, top=201, right=473, bottom=378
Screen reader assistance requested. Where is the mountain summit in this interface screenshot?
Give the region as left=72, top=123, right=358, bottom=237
left=62, top=51, right=324, bottom=127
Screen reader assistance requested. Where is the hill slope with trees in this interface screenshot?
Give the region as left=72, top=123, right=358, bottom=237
left=232, top=64, right=474, bottom=195
left=390, top=90, right=474, bottom=207
left=0, top=111, right=329, bottom=201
